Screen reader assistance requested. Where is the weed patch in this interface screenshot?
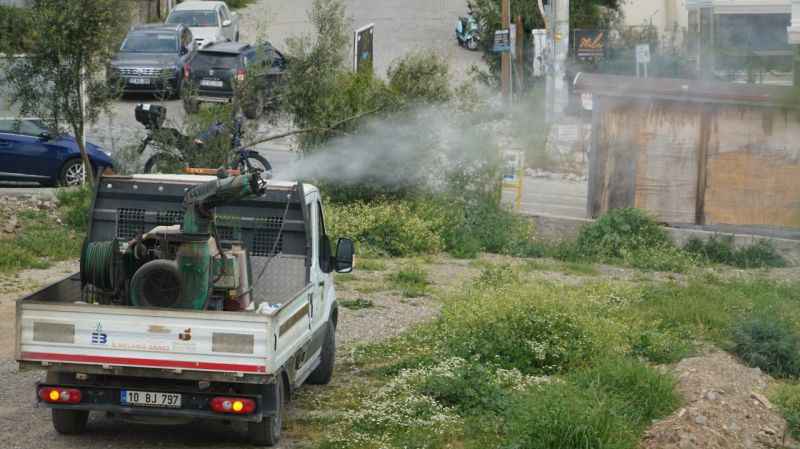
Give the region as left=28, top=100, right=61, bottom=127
left=771, top=383, right=800, bottom=439
left=388, top=264, right=430, bottom=297
left=0, top=210, right=81, bottom=273
left=356, top=258, right=386, bottom=271
left=684, top=236, right=786, bottom=268
left=732, top=316, right=800, bottom=378
left=339, top=298, right=374, bottom=310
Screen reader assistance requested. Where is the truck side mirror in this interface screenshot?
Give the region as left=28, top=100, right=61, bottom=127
left=334, top=238, right=354, bottom=273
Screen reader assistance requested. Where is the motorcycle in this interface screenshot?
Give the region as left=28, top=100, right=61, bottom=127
left=134, top=103, right=271, bottom=175
left=455, top=12, right=480, bottom=51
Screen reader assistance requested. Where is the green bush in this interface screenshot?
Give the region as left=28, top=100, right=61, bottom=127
left=684, top=236, right=786, bottom=268
left=440, top=286, right=593, bottom=374
left=56, top=185, right=93, bottom=233
left=503, top=382, right=637, bottom=449
left=388, top=51, right=452, bottom=104
left=388, top=264, right=430, bottom=297
left=577, top=208, right=670, bottom=259
left=771, top=383, right=800, bottom=439
left=630, top=328, right=693, bottom=364
left=326, top=201, right=443, bottom=256
left=570, top=357, right=680, bottom=427
left=416, top=360, right=507, bottom=415
left=732, top=316, right=800, bottom=378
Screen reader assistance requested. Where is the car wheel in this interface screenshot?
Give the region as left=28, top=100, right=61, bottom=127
left=58, top=159, right=87, bottom=186
left=306, top=320, right=335, bottom=385
left=248, top=381, right=283, bottom=446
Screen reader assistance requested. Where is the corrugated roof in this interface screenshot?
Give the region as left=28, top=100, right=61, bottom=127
left=573, top=73, right=800, bottom=108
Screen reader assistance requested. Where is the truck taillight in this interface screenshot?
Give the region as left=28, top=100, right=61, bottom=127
left=39, top=387, right=82, bottom=404
left=236, top=69, right=245, bottom=82
left=183, top=64, right=190, bottom=81
left=210, top=396, right=255, bottom=414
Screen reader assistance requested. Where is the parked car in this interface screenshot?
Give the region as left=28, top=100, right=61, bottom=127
left=183, top=41, right=287, bottom=119
left=0, top=118, right=114, bottom=186
left=108, top=24, right=197, bottom=98
left=166, top=1, right=240, bottom=48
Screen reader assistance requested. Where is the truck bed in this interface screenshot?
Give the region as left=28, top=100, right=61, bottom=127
left=16, top=274, right=314, bottom=382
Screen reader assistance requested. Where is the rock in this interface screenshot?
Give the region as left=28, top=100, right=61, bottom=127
left=3, top=214, right=17, bottom=233
left=751, top=392, right=773, bottom=409
left=704, top=390, right=719, bottom=401
left=694, top=415, right=707, bottom=425
left=760, top=426, right=777, bottom=435
left=677, top=408, right=687, bottom=418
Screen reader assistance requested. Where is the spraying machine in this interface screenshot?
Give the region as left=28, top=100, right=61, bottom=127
left=80, top=172, right=268, bottom=311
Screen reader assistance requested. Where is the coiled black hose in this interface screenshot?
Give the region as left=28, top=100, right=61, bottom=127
left=81, top=240, right=118, bottom=290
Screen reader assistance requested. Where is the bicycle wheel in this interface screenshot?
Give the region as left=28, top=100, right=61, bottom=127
left=143, top=153, right=184, bottom=174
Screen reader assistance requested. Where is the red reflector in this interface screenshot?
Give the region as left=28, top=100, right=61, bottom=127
left=39, top=387, right=82, bottom=404
left=210, top=396, right=255, bottom=414
left=183, top=64, right=190, bottom=81
left=236, top=69, right=245, bottom=82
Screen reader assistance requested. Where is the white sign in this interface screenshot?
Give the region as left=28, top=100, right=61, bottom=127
left=502, top=150, right=524, bottom=183
left=636, top=44, right=651, bottom=64
left=557, top=124, right=579, bottom=143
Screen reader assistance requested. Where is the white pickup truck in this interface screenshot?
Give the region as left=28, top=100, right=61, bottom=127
left=14, top=174, right=353, bottom=446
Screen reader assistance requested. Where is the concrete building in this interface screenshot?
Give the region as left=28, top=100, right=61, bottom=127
left=622, top=0, right=689, bottom=37
left=686, top=0, right=793, bottom=84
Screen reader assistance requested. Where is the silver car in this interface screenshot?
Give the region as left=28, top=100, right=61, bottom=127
left=165, top=1, right=240, bottom=48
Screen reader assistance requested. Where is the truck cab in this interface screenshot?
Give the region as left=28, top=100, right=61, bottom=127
left=15, top=174, right=353, bottom=446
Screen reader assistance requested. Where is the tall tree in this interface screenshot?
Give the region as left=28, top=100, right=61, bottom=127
left=6, top=0, right=131, bottom=185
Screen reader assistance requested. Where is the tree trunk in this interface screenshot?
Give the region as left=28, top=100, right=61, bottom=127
left=76, top=125, right=95, bottom=186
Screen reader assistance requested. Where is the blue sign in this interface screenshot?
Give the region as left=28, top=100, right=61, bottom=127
left=493, top=29, right=511, bottom=53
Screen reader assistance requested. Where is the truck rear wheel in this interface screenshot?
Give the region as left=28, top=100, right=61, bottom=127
left=306, top=320, right=335, bottom=385
left=52, top=409, right=89, bottom=435
left=248, top=381, right=282, bottom=446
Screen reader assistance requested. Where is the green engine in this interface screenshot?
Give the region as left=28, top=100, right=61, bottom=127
left=80, top=173, right=267, bottom=310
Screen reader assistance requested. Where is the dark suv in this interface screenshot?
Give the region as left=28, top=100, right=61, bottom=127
left=108, top=24, right=197, bottom=98
left=183, top=41, right=286, bottom=118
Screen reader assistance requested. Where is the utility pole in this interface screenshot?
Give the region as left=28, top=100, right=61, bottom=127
left=545, top=0, right=569, bottom=122
left=501, top=0, right=511, bottom=100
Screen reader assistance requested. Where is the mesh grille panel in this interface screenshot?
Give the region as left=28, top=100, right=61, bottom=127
left=116, top=208, right=145, bottom=239
left=157, top=210, right=183, bottom=226
left=252, top=229, right=283, bottom=256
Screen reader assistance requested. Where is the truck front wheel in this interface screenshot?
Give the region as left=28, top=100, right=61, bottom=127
left=52, top=409, right=89, bottom=435
left=248, top=381, right=282, bottom=446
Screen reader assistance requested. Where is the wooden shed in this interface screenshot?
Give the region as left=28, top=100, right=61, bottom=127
left=575, top=74, right=800, bottom=229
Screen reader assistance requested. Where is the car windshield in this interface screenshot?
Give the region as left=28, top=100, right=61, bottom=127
left=167, top=11, right=219, bottom=27
left=0, top=119, right=47, bottom=135
left=121, top=33, right=177, bottom=53
left=193, top=52, right=240, bottom=70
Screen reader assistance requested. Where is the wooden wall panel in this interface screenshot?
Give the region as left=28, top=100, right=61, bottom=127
left=704, top=107, right=800, bottom=228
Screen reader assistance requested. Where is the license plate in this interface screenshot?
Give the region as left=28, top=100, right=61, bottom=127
left=201, top=79, right=223, bottom=87
left=121, top=390, right=181, bottom=408
left=128, top=77, right=150, bottom=85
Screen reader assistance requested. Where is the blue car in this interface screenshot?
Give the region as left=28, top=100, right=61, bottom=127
left=0, top=118, right=114, bottom=186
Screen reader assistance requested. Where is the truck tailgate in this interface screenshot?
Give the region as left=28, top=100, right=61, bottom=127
left=17, top=302, right=271, bottom=375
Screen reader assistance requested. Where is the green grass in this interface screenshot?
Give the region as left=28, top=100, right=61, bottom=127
left=0, top=210, right=81, bottom=273
left=356, top=258, right=387, bottom=271
left=339, top=298, right=374, bottom=310
left=771, top=383, right=800, bottom=439
left=387, top=264, right=430, bottom=297
left=307, top=271, right=800, bottom=449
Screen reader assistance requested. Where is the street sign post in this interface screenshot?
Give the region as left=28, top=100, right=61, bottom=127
left=502, top=149, right=525, bottom=211
left=635, top=43, right=650, bottom=78
left=493, top=29, right=511, bottom=53
left=353, top=23, right=374, bottom=73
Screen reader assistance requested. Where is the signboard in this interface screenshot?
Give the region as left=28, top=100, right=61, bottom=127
left=502, top=150, right=525, bottom=211
left=353, top=23, right=374, bottom=73
left=532, top=29, right=546, bottom=77
left=635, top=44, right=651, bottom=64
left=493, top=29, right=511, bottom=53
left=573, top=30, right=605, bottom=60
